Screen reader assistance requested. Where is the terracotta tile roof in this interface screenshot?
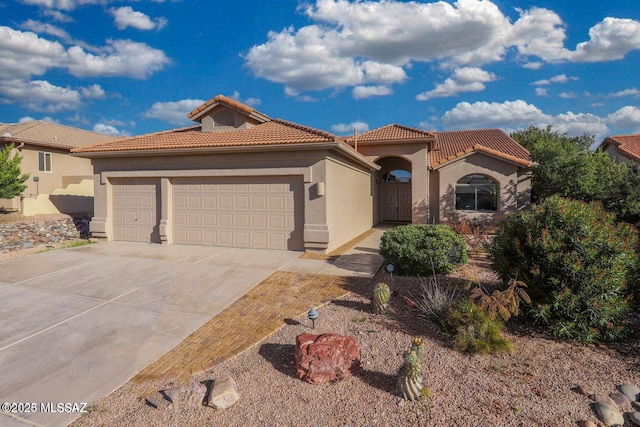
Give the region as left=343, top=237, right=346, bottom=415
left=0, top=120, right=115, bottom=150
left=601, top=134, right=640, bottom=162
left=430, top=129, right=531, bottom=168
left=347, top=124, right=436, bottom=143
left=72, top=119, right=338, bottom=154
left=187, top=94, right=270, bottom=122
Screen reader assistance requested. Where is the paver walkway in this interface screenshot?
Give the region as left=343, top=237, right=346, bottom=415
left=132, top=227, right=384, bottom=384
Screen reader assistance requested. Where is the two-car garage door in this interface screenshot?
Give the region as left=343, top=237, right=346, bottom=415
left=111, top=176, right=304, bottom=250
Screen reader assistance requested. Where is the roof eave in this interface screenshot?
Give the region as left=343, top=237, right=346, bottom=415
left=72, top=141, right=380, bottom=170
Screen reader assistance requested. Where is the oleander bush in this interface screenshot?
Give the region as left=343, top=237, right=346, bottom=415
left=380, top=224, right=467, bottom=276
left=489, top=195, right=639, bottom=342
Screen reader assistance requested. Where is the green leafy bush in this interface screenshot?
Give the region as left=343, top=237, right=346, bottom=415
left=445, top=299, right=512, bottom=354
left=380, top=224, right=467, bottom=276
left=489, top=196, right=638, bottom=342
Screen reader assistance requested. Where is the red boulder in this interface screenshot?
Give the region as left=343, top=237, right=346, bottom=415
left=294, top=333, right=361, bottom=384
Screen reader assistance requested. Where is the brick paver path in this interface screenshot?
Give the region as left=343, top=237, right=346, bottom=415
left=132, top=271, right=370, bottom=384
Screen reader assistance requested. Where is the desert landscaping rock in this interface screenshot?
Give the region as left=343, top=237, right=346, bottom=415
left=578, top=421, right=598, bottom=427
left=207, top=376, right=239, bottom=409
left=0, top=215, right=90, bottom=253
left=618, top=384, right=640, bottom=402
left=609, top=392, right=633, bottom=412
left=629, top=411, right=640, bottom=426
left=294, top=333, right=361, bottom=385
left=145, top=392, right=172, bottom=410
left=186, top=381, right=208, bottom=409
left=595, top=401, right=625, bottom=426
left=577, top=385, right=595, bottom=396
left=593, top=393, right=619, bottom=408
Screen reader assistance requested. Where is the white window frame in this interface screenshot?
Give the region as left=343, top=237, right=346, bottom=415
left=38, top=151, right=52, bottom=173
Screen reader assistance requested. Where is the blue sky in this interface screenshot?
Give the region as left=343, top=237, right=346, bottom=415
left=1, top=0, right=639, bottom=145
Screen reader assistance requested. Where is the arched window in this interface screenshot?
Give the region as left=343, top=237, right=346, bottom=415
left=455, top=174, right=497, bottom=211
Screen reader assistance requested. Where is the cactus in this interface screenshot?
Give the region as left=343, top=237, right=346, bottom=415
left=398, top=348, right=424, bottom=401
left=372, top=282, right=391, bottom=314
left=410, top=337, right=425, bottom=360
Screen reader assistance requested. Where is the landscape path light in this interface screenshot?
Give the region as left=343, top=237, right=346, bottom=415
left=386, top=263, right=394, bottom=281
left=307, top=309, right=319, bottom=329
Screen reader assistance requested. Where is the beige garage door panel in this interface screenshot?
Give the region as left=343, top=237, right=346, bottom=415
left=112, top=178, right=160, bottom=243
left=173, top=176, right=303, bottom=250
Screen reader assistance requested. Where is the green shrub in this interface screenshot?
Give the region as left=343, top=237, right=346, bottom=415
left=445, top=299, right=512, bottom=354
left=489, top=196, right=639, bottom=342
left=380, top=224, right=467, bottom=276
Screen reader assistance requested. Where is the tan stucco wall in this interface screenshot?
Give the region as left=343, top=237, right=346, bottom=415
left=604, top=144, right=638, bottom=166
left=0, top=145, right=93, bottom=214
left=355, top=142, right=429, bottom=224
left=325, top=153, right=374, bottom=252
left=435, top=153, right=525, bottom=224
left=88, top=148, right=373, bottom=252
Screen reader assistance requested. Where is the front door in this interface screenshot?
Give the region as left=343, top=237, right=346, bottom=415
left=382, top=182, right=412, bottom=222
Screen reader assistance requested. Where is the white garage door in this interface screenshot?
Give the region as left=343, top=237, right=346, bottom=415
left=112, top=178, right=160, bottom=243
left=172, top=176, right=304, bottom=250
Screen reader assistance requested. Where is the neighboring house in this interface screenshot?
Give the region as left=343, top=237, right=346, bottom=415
left=598, top=134, right=640, bottom=165
left=0, top=121, right=116, bottom=215
left=73, top=95, right=531, bottom=253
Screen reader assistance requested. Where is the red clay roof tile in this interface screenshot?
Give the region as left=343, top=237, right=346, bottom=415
left=602, top=134, right=640, bottom=162
left=72, top=119, right=337, bottom=153
left=348, top=124, right=436, bottom=142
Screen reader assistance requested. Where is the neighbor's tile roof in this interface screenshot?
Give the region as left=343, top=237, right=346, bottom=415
left=430, top=129, right=531, bottom=168
left=187, top=94, right=271, bottom=122
left=0, top=120, right=115, bottom=150
left=347, top=124, right=436, bottom=142
left=602, top=134, right=640, bottom=162
left=72, top=119, right=338, bottom=153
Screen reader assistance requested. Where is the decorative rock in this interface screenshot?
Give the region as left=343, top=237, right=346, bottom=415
left=629, top=412, right=640, bottom=426
left=594, top=401, right=624, bottom=427
left=145, top=392, right=172, bottom=410
left=593, top=394, right=619, bottom=408
left=609, top=392, right=633, bottom=412
left=0, top=216, right=90, bottom=253
left=207, top=376, right=240, bottom=409
left=634, top=401, right=640, bottom=411
left=576, top=385, right=594, bottom=396
left=294, top=333, right=361, bottom=384
left=618, top=384, right=640, bottom=402
left=578, top=421, right=598, bottom=427
left=186, top=380, right=208, bottom=408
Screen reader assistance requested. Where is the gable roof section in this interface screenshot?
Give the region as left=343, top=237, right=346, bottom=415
left=600, top=134, right=640, bottom=162
left=0, top=120, right=115, bottom=150
left=187, top=94, right=271, bottom=123
left=73, top=119, right=339, bottom=154
left=430, top=129, right=531, bottom=168
left=347, top=124, right=436, bottom=144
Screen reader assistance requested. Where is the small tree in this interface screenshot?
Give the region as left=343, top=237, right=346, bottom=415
left=0, top=144, right=29, bottom=199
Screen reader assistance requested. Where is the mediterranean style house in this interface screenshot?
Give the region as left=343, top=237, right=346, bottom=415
left=72, top=95, right=531, bottom=253
left=0, top=121, right=115, bottom=215
left=599, top=134, right=640, bottom=165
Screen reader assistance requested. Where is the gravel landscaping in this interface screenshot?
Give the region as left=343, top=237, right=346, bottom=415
left=71, top=259, right=640, bottom=427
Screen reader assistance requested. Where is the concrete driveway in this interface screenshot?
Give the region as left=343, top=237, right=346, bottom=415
left=0, top=242, right=301, bottom=427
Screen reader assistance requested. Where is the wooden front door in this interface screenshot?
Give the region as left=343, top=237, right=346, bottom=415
left=382, top=182, right=412, bottom=222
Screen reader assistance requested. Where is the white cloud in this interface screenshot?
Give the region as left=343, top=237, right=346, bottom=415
left=93, top=123, right=123, bottom=135
left=144, top=99, right=205, bottom=125
left=80, top=84, right=105, bottom=99
left=331, top=121, right=369, bottom=135
left=0, top=26, right=170, bottom=81
left=571, top=17, right=640, bottom=62
left=607, top=106, right=640, bottom=129
left=535, top=87, right=548, bottom=97
left=440, top=99, right=616, bottom=141
left=532, top=74, right=577, bottom=85
left=608, top=88, right=640, bottom=98
left=0, top=79, right=81, bottom=112
left=110, top=6, right=167, bottom=31
left=19, top=0, right=106, bottom=10
left=416, top=67, right=496, bottom=101
left=559, top=92, right=577, bottom=99
left=65, top=39, right=170, bottom=78
left=20, top=19, right=72, bottom=42
left=352, top=85, right=392, bottom=99
left=245, top=1, right=640, bottom=95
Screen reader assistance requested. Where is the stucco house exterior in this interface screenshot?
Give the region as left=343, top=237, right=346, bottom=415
left=0, top=121, right=116, bottom=215
left=73, top=95, right=531, bottom=253
left=599, top=134, right=640, bottom=165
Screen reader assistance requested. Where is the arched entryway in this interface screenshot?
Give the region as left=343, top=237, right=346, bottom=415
left=376, top=156, right=412, bottom=222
